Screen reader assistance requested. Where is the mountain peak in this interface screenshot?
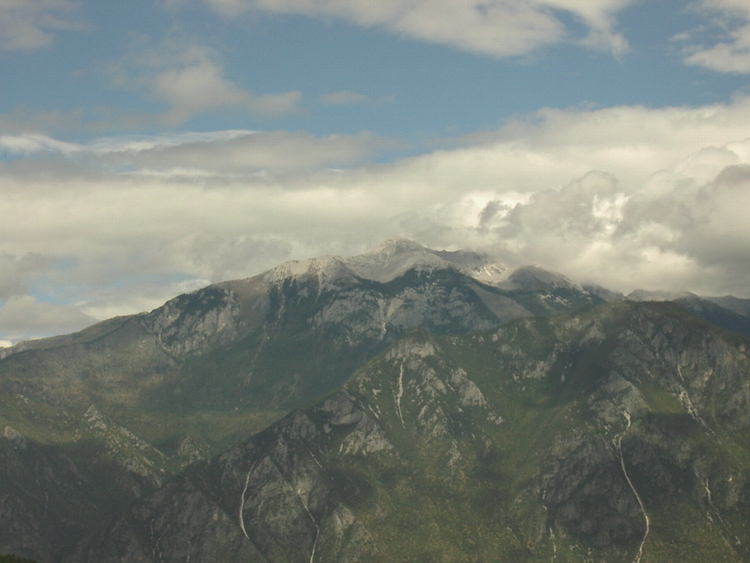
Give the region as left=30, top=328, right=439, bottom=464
left=627, top=289, right=696, bottom=301
left=346, top=238, right=450, bottom=283
left=499, top=264, right=582, bottom=292
left=375, top=236, right=428, bottom=254
left=262, top=239, right=508, bottom=287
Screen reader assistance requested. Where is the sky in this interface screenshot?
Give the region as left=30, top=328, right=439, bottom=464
left=2, top=0, right=750, bottom=344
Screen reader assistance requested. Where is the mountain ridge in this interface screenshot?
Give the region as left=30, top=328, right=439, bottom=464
left=4, top=239, right=748, bottom=358
left=2, top=240, right=750, bottom=562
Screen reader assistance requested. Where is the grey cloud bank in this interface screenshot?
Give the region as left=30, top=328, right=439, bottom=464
left=3, top=98, right=750, bottom=343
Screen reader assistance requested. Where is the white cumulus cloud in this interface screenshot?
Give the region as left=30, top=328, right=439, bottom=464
left=108, top=35, right=302, bottom=124
left=200, top=0, right=634, bottom=57
left=680, top=0, right=750, bottom=73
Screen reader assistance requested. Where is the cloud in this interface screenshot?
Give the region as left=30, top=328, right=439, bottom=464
left=118, top=130, right=390, bottom=175
left=4, top=97, right=750, bottom=340
left=0, top=133, right=79, bottom=156
left=679, top=1, right=750, bottom=73
left=108, top=35, right=302, bottom=124
left=636, top=163, right=750, bottom=274
left=152, top=60, right=301, bottom=123
left=3, top=128, right=396, bottom=177
left=199, top=0, right=633, bottom=57
left=409, top=137, right=750, bottom=296
left=0, top=295, right=96, bottom=342
left=84, top=130, right=254, bottom=154
left=159, top=233, right=293, bottom=282
left=0, top=107, right=87, bottom=135
left=361, top=98, right=750, bottom=199
left=0, top=253, right=49, bottom=299
left=0, top=0, right=87, bottom=51
left=547, top=0, right=630, bottom=54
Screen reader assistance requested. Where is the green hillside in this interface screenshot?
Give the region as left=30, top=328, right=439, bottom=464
left=78, top=301, right=750, bottom=563
left=3, top=243, right=750, bottom=562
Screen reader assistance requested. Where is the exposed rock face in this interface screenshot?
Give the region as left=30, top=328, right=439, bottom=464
left=75, top=329, right=505, bottom=562
left=140, top=285, right=244, bottom=356
left=0, top=426, right=97, bottom=563
left=75, top=408, right=380, bottom=563
left=488, top=302, right=750, bottom=561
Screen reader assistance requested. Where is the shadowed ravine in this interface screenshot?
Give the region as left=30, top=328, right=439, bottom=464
left=614, top=409, right=650, bottom=563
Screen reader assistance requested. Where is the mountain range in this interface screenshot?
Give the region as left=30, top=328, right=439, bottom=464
left=2, top=238, right=750, bottom=562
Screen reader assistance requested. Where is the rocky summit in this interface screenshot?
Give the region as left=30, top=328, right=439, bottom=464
left=2, top=240, right=750, bottom=562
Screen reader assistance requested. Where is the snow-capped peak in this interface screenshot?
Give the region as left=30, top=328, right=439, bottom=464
left=344, top=238, right=450, bottom=283
left=262, top=238, right=509, bottom=288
